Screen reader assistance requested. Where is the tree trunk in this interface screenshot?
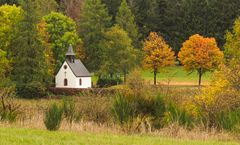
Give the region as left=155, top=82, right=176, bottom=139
left=198, top=68, right=202, bottom=86
left=154, top=69, right=157, bottom=85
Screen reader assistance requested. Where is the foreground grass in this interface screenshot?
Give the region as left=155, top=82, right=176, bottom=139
left=0, top=127, right=238, bottom=145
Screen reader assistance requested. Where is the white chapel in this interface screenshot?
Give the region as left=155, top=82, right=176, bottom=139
left=55, top=45, right=92, bottom=88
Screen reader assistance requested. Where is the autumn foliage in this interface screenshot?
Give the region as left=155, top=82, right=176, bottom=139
left=178, top=34, right=224, bottom=86
left=143, top=32, right=175, bottom=85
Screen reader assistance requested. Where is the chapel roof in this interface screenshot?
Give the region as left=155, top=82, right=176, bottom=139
left=66, top=59, right=91, bottom=77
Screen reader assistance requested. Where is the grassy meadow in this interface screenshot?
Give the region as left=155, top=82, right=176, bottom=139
left=0, top=66, right=239, bottom=145
left=141, top=66, right=212, bottom=85
left=0, top=127, right=238, bottom=145
left=92, top=66, right=212, bottom=86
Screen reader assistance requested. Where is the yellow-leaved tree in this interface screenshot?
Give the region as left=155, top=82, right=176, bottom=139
left=178, top=34, right=224, bottom=86
left=143, top=32, right=175, bottom=85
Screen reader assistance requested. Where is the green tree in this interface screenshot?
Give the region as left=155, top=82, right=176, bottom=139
left=35, top=0, right=57, bottom=17
left=79, top=0, right=111, bottom=72
left=0, top=0, right=18, bottom=5
left=42, top=12, right=80, bottom=71
left=224, top=17, right=240, bottom=63
left=0, top=4, right=22, bottom=52
left=116, top=0, right=140, bottom=48
left=100, top=25, right=136, bottom=82
left=164, top=0, right=240, bottom=51
left=0, top=49, right=10, bottom=80
left=9, top=0, right=47, bottom=98
left=102, top=0, right=121, bottom=20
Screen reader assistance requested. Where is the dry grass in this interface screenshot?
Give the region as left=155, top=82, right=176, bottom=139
left=1, top=95, right=238, bottom=143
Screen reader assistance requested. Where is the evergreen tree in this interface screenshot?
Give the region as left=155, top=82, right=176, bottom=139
left=116, top=0, right=140, bottom=48
left=0, top=0, right=18, bottom=5
left=10, top=0, right=47, bottom=98
left=102, top=0, right=121, bottom=21
left=79, top=0, right=111, bottom=72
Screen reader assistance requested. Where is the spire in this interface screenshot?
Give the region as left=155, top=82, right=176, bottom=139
left=66, top=44, right=75, bottom=63
left=65, top=44, right=75, bottom=56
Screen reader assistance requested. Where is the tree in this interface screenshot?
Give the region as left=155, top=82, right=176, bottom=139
left=0, top=49, right=10, bottom=80
left=79, top=0, right=112, bottom=72
left=37, top=20, right=55, bottom=82
left=143, top=32, right=175, bottom=85
left=0, top=0, right=18, bottom=5
left=42, top=12, right=80, bottom=72
left=164, top=0, right=240, bottom=52
left=116, top=0, right=140, bottom=48
left=100, top=25, right=136, bottom=82
left=178, top=34, right=224, bottom=86
left=35, top=0, right=57, bottom=17
left=224, top=17, right=240, bottom=64
left=0, top=4, right=22, bottom=52
left=9, top=0, right=47, bottom=98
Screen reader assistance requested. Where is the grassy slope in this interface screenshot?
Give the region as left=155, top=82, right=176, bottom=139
left=142, top=66, right=212, bottom=84
left=0, top=127, right=238, bottom=145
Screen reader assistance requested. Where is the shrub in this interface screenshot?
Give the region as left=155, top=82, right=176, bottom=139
left=44, top=103, right=63, bottom=131
left=16, top=82, right=46, bottom=98
left=62, top=97, right=81, bottom=124
left=112, top=94, right=134, bottom=125
left=79, top=96, right=112, bottom=123
left=97, top=77, right=122, bottom=88
left=0, top=87, right=21, bottom=122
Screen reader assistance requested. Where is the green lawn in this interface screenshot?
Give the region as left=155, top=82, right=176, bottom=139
left=142, top=66, right=212, bottom=85
left=0, top=127, right=238, bottom=145
left=93, top=66, right=212, bottom=86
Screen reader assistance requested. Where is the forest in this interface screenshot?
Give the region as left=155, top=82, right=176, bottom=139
left=0, top=0, right=240, bottom=144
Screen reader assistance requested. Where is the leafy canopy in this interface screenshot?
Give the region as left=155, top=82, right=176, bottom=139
left=0, top=49, right=11, bottom=80
left=0, top=4, right=22, bottom=51
left=143, top=32, right=175, bottom=71
left=224, top=17, right=240, bottom=63
left=42, top=12, right=80, bottom=72
left=143, top=32, right=175, bottom=85
left=178, top=34, right=224, bottom=73
left=99, top=25, right=136, bottom=80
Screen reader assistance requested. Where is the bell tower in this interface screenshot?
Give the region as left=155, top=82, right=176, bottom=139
left=65, top=44, right=75, bottom=63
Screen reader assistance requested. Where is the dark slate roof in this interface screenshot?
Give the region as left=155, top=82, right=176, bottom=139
left=65, top=45, right=75, bottom=56
left=66, top=59, right=91, bottom=77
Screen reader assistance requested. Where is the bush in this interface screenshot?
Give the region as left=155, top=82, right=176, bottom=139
left=79, top=96, right=112, bottom=123
left=44, top=103, right=63, bottom=131
left=16, top=82, right=46, bottom=98
left=97, top=77, right=122, bottom=88
left=0, top=87, right=21, bottom=122
left=112, top=94, right=134, bottom=125
left=62, top=97, right=81, bottom=124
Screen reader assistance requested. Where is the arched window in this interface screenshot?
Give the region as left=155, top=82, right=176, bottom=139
left=79, top=78, right=82, bottom=86
left=64, top=79, right=68, bottom=86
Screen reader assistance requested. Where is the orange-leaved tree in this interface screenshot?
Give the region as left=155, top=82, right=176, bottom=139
left=178, top=34, right=224, bottom=86
left=143, top=32, right=175, bottom=85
